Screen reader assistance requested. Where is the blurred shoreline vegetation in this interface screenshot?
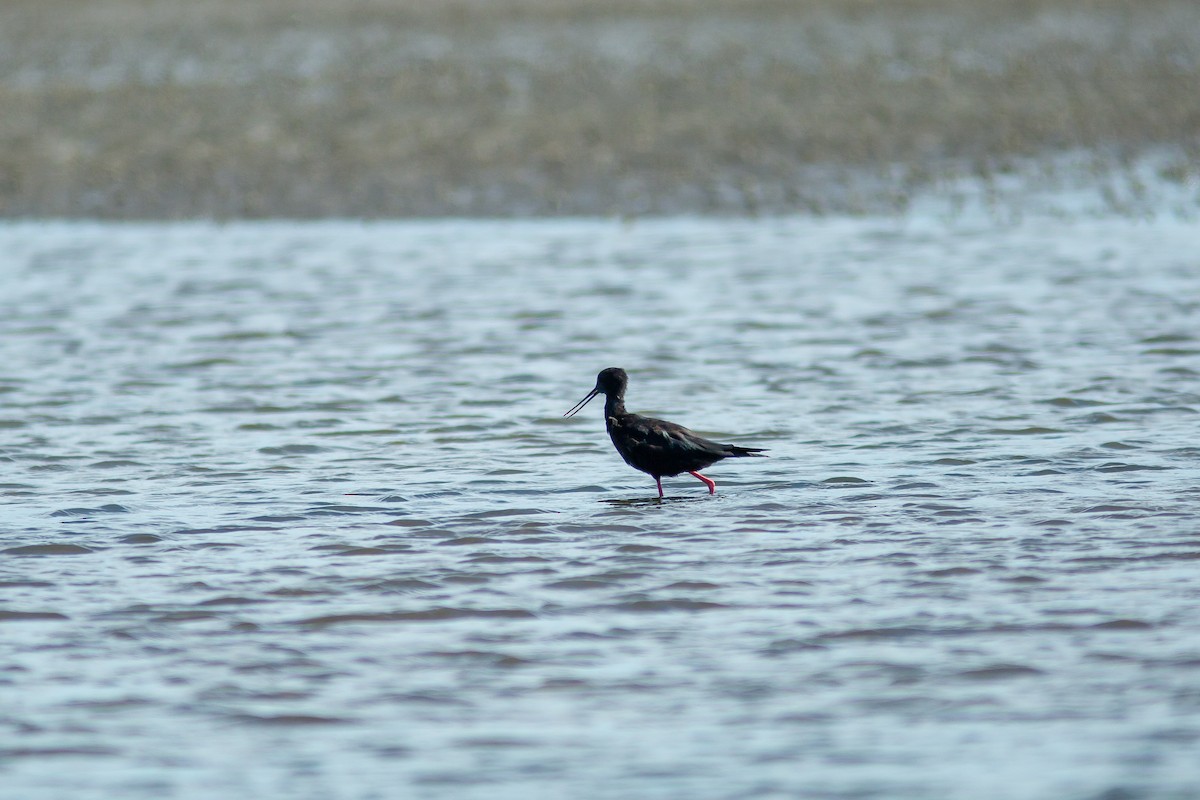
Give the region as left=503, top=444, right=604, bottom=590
left=2, top=0, right=1198, bottom=218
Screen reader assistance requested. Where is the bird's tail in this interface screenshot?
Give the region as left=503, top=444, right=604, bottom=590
left=726, top=445, right=768, bottom=458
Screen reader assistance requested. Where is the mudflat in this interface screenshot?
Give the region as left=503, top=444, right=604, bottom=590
left=3, top=0, right=1198, bottom=217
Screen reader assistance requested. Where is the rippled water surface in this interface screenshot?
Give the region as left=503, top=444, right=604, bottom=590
left=3, top=217, right=1200, bottom=799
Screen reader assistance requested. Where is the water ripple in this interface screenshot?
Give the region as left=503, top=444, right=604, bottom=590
left=2, top=218, right=1200, bottom=799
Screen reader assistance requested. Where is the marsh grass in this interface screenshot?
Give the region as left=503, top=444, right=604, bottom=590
left=2, top=0, right=1198, bottom=217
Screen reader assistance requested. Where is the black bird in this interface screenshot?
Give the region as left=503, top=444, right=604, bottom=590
left=564, top=367, right=767, bottom=497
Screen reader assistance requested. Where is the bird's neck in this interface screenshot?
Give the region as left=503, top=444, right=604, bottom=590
left=604, top=393, right=626, bottom=417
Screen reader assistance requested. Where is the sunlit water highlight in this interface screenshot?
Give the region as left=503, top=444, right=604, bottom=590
left=2, top=216, right=1199, bottom=799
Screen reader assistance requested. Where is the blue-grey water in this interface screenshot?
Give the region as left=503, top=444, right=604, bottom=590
left=2, top=216, right=1199, bottom=799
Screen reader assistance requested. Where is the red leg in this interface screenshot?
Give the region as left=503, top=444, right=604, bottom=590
left=655, top=477, right=664, bottom=498
left=689, top=471, right=716, bottom=494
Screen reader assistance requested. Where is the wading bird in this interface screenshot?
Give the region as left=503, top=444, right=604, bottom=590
left=564, top=367, right=766, bottom=497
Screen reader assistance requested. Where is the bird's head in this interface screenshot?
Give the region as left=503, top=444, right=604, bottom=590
left=593, top=367, right=627, bottom=396
left=564, top=367, right=627, bottom=417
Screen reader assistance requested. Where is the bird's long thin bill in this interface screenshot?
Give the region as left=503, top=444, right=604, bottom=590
left=563, top=389, right=599, bottom=417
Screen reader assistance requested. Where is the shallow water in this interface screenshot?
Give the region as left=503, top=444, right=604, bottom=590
left=2, top=216, right=1200, bottom=799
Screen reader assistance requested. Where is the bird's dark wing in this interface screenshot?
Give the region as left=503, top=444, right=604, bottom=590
left=608, top=413, right=765, bottom=476
left=664, top=423, right=767, bottom=457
